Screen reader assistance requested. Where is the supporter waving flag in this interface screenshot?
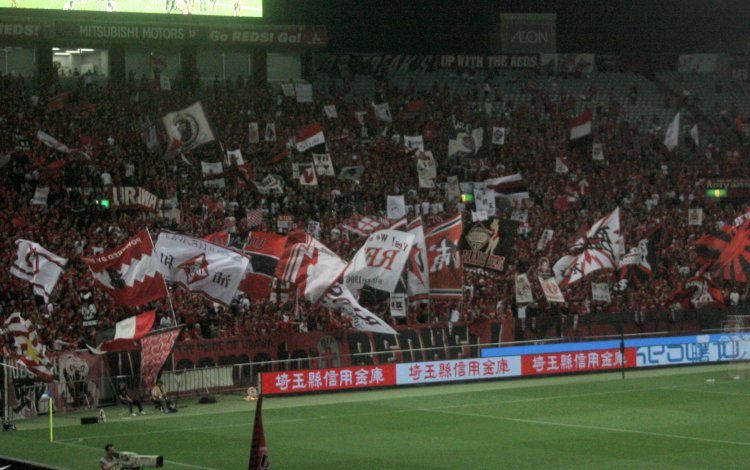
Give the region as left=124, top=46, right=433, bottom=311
left=556, top=207, right=625, bottom=286
left=10, top=239, right=68, bottom=303
left=155, top=231, right=250, bottom=306
left=670, top=275, right=725, bottom=310
left=295, top=124, right=325, bottom=152
left=82, top=230, right=167, bottom=307
left=276, top=231, right=397, bottom=334
left=406, top=218, right=430, bottom=302
left=161, top=101, right=215, bottom=152
left=695, top=217, right=750, bottom=283
left=92, top=310, right=156, bottom=353
left=275, top=231, right=347, bottom=304
left=3, top=312, right=55, bottom=382
left=616, top=227, right=662, bottom=289
left=343, top=229, right=416, bottom=297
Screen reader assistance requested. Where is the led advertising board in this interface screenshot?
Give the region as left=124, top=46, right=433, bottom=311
left=4, top=0, right=262, bottom=17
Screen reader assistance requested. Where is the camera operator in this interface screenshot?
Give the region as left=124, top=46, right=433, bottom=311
left=100, top=443, right=121, bottom=470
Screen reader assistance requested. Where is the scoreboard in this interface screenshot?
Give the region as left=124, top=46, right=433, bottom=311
left=4, top=0, right=263, bottom=18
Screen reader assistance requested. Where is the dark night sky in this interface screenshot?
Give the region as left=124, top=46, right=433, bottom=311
left=262, top=0, right=750, bottom=54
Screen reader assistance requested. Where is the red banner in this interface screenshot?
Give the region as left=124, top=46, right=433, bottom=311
left=521, top=348, right=637, bottom=376
left=426, top=215, right=464, bottom=299
left=261, top=364, right=397, bottom=395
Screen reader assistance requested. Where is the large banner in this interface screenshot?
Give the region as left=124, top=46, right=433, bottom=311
left=461, top=218, right=518, bottom=272
left=1, top=351, right=102, bottom=420
left=316, top=53, right=540, bottom=74
left=426, top=215, right=464, bottom=299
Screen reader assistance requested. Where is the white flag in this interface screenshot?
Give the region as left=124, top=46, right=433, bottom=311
left=474, top=188, right=496, bottom=216
left=343, top=229, right=416, bottom=296
left=37, top=130, right=70, bottom=153
left=323, top=104, right=338, bottom=119
left=248, top=122, right=260, bottom=144
left=312, top=153, right=335, bottom=176
left=10, top=240, right=68, bottom=303
left=225, top=149, right=244, bottom=166
left=515, top=274, right=534, bottom=304
left=539, top=275, right=565, bottom=303
left=159, top=75, right=171, bottom=91
left=30, top=186, right=50, bottom=206
left=471, top=210, right=489, bottom=222
left=201, top=161, right=223, bottom=176
left=265, top=122, right=277, bottom=142
left=321, top=283, right=397, bottom=335
left=161, top=102, right=215, bottom=152
left=492, top=127, right=506, bottom=145
left=295, top=83, right=313, bottom=103
left=390, top=293, right=407, bottom=318
left=664, top=112, right=680, bottom=151
left=536, top=229, right=554, bottom=252
left=373, top=102, right=392, bottom=122
left=404, top=135, right=425, bottom=152
left=280, top=83, right=295, bottom=97
left=387, top=195, right=406, bottom=220
left=690, top=124, right=700, bottom=147
left=592, top=142, right=604, bottom=161
left=154, top=232, right=249, bottom=306
left=688, top=208, right=704, bottom=226
left=298, top=162, right=318, bottom=186
left=591, top=282, right=611, bottom=303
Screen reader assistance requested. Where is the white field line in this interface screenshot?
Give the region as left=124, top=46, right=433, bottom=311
left=419, top=407, right=750, bottom=448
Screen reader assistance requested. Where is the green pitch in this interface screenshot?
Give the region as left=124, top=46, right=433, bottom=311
left=4, top=0, right=263, bottom=17
left=2, top=364, right=750, bottom=469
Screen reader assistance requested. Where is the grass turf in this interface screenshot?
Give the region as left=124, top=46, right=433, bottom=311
left=2, top=364, right=750, bottom=469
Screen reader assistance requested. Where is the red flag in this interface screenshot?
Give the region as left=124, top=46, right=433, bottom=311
left=426, top=214, right=464, bottom=299
left=81, top=230, right=167, bottom=307
left=248, top=396, right=270, bottom=470
left=141, top=328, right=181, bottom=390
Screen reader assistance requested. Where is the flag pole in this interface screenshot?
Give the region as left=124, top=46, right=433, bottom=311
left=49, top=393, right=54, bottom=442
left=146, top=228, right=178, bottom=326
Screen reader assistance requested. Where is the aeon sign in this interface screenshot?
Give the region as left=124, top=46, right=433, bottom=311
left=501, top=14, right=557, bottom=53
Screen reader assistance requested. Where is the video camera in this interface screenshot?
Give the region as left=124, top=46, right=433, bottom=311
left=115, top=452, right=164, bottom=469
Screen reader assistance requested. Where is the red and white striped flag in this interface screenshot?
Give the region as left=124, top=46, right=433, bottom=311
left=3, top=312, right=54, bottom=381
left=10, top=239, right=67, bottom=303
left=141, top=327, right=181, bottom=390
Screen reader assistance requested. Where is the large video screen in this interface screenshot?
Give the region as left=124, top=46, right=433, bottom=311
left=5, top=0, right=263, bottom=17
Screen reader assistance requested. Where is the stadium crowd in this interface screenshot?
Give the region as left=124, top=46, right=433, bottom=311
left=0, top=61, right=748, bottom=351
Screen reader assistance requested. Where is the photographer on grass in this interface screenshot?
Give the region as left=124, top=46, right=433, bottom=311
left=100, top=443, right=121, bottom=470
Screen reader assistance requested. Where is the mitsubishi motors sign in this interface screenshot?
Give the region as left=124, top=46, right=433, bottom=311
left=501, top=13, right=556, bottom=54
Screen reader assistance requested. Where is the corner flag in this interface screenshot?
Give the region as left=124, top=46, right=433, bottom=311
left=249, top=396, right=270, bottom=469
